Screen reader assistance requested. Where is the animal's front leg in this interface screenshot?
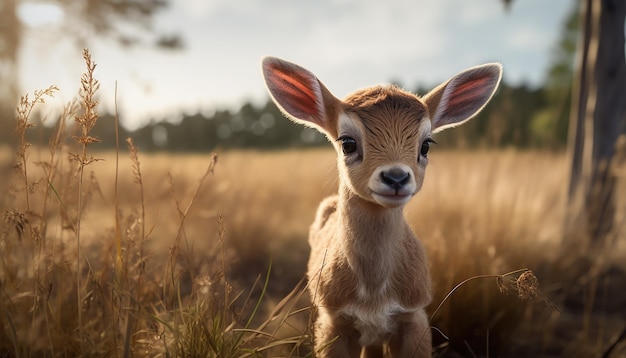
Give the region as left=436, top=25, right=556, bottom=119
left=362, top=344, right=384, bottom=358
left=388, top=310, right=431, bottom=357
left=314, top=309, right=361, bottom=358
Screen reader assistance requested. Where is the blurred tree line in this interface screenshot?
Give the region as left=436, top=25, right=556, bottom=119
left=6, top=1, right=578, bottom=152
left=19, top=77, right=569, bottom=153
left=18, top=75, right=572, bottom=152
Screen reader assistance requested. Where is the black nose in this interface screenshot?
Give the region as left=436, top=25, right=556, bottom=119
left=380, top=168, right=410, bottom=189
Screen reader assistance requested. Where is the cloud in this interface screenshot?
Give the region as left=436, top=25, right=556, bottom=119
left=455, top=0, right=502, bottom=25
left=510, top=25, right=553, bottom=51
left=179, top=0, right=238, bottom=19
left=291, top=1, right=448, bottom=65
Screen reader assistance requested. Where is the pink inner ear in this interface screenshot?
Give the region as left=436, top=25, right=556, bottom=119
left=445, top=75, right=492, bottom=112
left=269, top=65, right=320, bottom=118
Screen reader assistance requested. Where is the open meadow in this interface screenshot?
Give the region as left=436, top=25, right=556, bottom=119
left=1, top=143, right=625, bottom=357
left=0, top=48, right=625, bottom=358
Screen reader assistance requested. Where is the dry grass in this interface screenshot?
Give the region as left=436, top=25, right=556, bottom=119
left=1, top=51, right=625, bottom=357
left=4, top=145, right=625, bottom=356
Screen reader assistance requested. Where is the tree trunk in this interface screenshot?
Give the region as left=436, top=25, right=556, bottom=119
left=0, top=0, right=20, bottom=142
left=567, top=0, right=626, bottom=244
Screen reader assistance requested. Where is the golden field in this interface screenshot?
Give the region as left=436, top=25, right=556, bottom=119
left=1, top=144, right=625, bottom=357
left=2, top=49, right=625, bottom=357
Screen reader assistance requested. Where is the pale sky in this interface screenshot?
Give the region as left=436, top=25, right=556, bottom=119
left=17, top=0, right=574, bottom=130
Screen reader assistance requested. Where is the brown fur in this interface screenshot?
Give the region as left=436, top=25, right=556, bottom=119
left=261, top=57, right=502, bottom=358
left=307, top=88, right=432, bottom=357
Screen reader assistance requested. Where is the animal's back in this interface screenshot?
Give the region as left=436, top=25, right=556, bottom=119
left=307, top=195, right=339, bottom=284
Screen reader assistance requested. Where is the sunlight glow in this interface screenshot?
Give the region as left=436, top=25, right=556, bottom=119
left=18, top=3, right=64, bottom=27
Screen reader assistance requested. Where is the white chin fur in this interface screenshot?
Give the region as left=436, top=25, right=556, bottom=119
left=371, top=193, right=412, bottom=208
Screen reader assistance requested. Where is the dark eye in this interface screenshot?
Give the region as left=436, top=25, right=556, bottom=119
left=338, top=136, right=357, bottom=154
left=420, top=138, right=436, bottom=157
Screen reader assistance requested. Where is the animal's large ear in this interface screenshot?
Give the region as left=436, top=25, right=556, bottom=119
left=262, top=56, right=341, bottom=138
left=422, top=63, right=502, bottom=133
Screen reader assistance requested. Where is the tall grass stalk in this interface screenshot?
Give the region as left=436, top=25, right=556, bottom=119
left=124, top=137, right=145, bottom=357
left=71, top=48, right=102, bottom=349
left=11, top=84, right=58, bottom=357
left=40, top=100, right=75, bottom=242
left=14, top=85, right=58, bottom=243
left=163, top=153, right=218, bottom=307
left=38, top=100, right=75, bottom=356
left=114, top=81, right=122, bottom=271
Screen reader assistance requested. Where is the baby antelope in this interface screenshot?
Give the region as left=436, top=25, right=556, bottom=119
left=262, top=57, right=502, bottom=357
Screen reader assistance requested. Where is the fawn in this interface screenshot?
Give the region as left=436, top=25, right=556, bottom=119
left=262, top=57, right=502, bottom=357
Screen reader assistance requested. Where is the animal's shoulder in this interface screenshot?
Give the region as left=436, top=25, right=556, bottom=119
left=311, top=195, right=339, bottom=232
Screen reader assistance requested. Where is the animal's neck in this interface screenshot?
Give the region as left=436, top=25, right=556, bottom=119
left=337, top=183, right=407, bottom=295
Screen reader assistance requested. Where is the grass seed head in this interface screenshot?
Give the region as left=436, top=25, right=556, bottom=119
left=4, top=209, right=27, bottom=241
left=515, top=270, right=540, bottom=300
